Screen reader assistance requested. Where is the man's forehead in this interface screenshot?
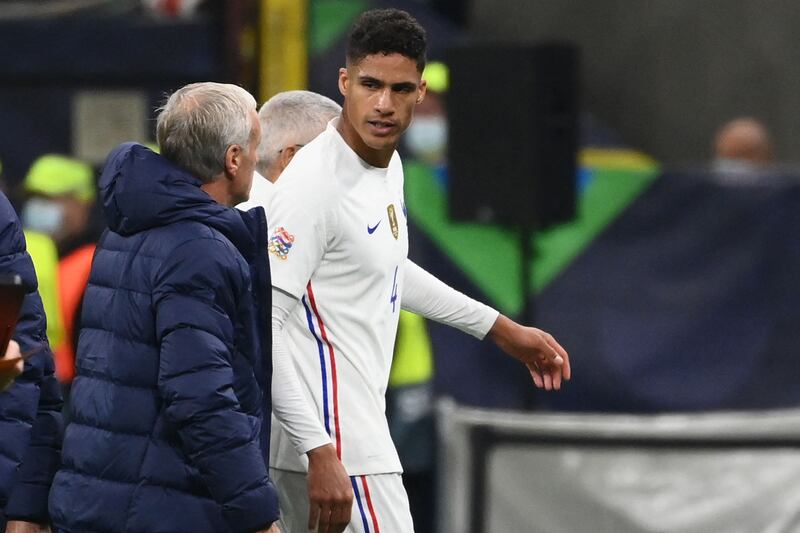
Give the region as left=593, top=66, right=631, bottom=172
left=349, top=53, right=422, bottom=82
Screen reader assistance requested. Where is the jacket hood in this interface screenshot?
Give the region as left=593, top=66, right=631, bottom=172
left=99, top=143, right=256, bottom=257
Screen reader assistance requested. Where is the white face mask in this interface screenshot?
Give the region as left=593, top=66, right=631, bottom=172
left=405, top=115, right=448, bottom=164
left=23, top=197, right=64, bottom=236
left=712, top=158, right=759, bottom=173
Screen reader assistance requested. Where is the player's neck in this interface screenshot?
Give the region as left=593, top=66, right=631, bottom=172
left=337, top=112, right=394, bottom=168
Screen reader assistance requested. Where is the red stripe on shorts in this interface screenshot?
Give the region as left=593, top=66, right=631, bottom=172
left=360, top=476, right=381, bottom=533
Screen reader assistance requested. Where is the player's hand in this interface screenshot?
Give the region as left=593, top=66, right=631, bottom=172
left=306, top=443, right=353, bottom=532
left=254, top=523, right=280, bottom=533
left=5, top=520, right=51, bottom=532
left=488, top=314, right=571, bottom=390
left=1, top=340, right=24, bottom=392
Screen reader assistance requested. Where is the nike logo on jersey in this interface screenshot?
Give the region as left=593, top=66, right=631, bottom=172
left=367, top=220, right=381, bottom=234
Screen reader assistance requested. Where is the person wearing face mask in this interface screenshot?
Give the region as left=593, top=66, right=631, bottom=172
left=711, top=117, right=775, bottom=180
left=403, top=61, right=449, bottom=179
left=22, top=155, right=97, bottom=256
left=21, top=155, right=97, bottom=390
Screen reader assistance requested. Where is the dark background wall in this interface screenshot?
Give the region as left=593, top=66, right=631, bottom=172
left=0, top=2, right=257, bottom=194
left=468, top=0, right=800, bottom=164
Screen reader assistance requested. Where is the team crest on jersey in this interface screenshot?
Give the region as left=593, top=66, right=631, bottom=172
left=387, top=204, right=399, bottom=240
left=268, top=227, right=295, bottom=260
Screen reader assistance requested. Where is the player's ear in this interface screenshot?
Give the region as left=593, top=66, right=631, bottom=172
left=338, top=67, right=349, bottom=97
left=416, top=79, right=427, bottom=105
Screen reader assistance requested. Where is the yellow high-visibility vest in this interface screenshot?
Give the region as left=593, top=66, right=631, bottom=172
left=24, top=230, right=64, bottom=351
left=390, top=310, right=434, bottom=387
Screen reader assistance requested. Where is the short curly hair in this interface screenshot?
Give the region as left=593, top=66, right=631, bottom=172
left=347, top=8, right=427, bottom=72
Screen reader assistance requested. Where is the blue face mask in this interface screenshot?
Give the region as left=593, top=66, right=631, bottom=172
left=22, top=197, right=64, bottom=236
left=405, top=115, right=448, bottom=165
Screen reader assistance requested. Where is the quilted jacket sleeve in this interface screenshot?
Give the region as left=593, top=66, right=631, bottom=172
left=153, top=236, right=279, bottom=532
left=0, top=193, right=63, bottom=524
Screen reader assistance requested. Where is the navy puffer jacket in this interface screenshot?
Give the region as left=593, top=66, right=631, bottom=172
left=48, top=143, right=278, bottom=533
left=0, top=193, right=63, bottom=529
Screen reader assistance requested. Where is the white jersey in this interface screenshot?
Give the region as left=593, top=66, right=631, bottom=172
left=268, top=119, right=407, bottom=475
left=237, top=171, right=274, bottom=211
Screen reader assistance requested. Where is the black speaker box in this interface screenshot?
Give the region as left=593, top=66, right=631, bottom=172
left=446, top=44, right=579, bottom=227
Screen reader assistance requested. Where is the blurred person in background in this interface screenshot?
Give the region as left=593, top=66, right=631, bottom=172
left=21, top=155, right=96, bottom=257
left=267, top=9, right=570, bottom=532
left=0, top=189, right=63, bottom=532
left=712, top=117, right=774, bottom=173
left=47, top=82, right=279, bottom=533
left=238, top=89, right=341, bottom=211
left=21, top=155, right=98, bottom=395
left=402, top=61, right=449, bottom=180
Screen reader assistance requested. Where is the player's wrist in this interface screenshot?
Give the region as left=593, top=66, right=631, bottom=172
left=306, top=443, right=338, bottom=463
left=488, top=314, right=515, bottom=345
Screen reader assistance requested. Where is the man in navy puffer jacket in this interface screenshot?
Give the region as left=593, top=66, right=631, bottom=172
left=48, top=82, right=280, bottom=533
left=0, top=191, right=63, bottom=532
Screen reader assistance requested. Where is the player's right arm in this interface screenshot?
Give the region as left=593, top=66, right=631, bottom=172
left=268, top=173, right=353, bottom=532
left=271, top=287, right=353, bottom=533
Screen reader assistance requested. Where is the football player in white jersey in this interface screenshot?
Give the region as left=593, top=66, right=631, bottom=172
left=266, top=9, right=571, bottom=533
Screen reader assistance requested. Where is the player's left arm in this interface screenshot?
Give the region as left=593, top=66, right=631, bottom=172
left=401, top=259, right=570, bottom=390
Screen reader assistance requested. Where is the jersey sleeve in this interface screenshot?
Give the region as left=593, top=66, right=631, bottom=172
left=402, top=258, right=499, bottom=339
left=271, top=287, right=332, bottom=454
left=267, top=177, right=332, bottom=298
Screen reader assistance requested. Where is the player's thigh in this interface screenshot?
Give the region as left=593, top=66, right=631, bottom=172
left=349, top=473, right=415, bottom=533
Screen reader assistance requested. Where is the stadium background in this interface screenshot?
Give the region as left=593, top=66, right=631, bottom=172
left=0, top=1, right=799, bottom=531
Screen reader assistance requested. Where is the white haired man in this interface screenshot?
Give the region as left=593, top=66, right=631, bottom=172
left=238, top=90, right=341, bottom=210
left=49, top=82, right=280, bottom=533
